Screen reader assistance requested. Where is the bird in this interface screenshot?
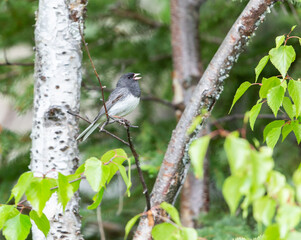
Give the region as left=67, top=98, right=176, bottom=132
left=76, top=72, right=141, bottom=141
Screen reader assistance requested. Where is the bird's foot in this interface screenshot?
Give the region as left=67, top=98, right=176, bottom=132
left=112, top=116, right=138, bottom=128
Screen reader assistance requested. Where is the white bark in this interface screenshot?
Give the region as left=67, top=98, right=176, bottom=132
left=30, top=0, right=87, bottom=239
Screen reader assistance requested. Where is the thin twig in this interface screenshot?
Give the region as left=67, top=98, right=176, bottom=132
left=50, top=176, right=86, bottom=190
left=78, top=25, right=109, bottom=120
left=212, top=113, right=288, bottom=125
left=126, top=125, right=151, bottom=211
left=97, top=206, right=106, bottom=240
left=0, top=62, right=34, bottom=66
left=141, top=96, right=176, bottom=109
left=67, top=111, right=130, bottom=146
left=116, top=173, right=124, bottom=216
left=110, top=8, right=164, bottom=28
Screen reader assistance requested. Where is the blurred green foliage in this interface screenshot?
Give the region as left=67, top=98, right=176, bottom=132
left=0, top=0, right=300, bottom=239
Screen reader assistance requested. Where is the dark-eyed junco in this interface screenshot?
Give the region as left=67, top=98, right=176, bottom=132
left=76, top=72, right=141, bottom=141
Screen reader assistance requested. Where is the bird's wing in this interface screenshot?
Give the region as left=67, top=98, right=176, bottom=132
left=93, top=87, right=128, bottom=121
left=76, top=88, right=128, bottom=141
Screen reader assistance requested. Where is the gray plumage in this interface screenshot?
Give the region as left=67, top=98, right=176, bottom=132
left=76, top=73, right=141, bottom=141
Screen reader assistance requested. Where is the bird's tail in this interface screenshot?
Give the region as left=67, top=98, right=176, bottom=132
left=76, top=121, right=102, bottom=141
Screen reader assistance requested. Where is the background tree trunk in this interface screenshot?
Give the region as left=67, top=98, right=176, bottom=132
left=30, top=0, right=87, bottom=238
left=134, top=0, right=278, bottom=239
left=171, top=0, right=204, bottom=120
left=170, top=0, right=209, bottom=227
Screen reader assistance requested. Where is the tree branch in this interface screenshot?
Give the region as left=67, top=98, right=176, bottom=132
left=212, top=113, right=288, bottom=125
left=0, top=62, right=34, bottom=66
left=134, top=0, right=278, bottom=238
left=126, top=126, right=151, bottom=211
left=111, top=8, right=165, bottom=29
left=78, top=25, right=109, bottom=120
left=67, top=110, right=130, bottom=146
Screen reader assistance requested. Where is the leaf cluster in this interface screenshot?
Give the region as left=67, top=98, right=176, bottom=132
left=0, top=148, right=131, bottom=240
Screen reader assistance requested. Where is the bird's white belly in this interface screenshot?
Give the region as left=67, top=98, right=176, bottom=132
left=108, top=95, right=140, bottom=117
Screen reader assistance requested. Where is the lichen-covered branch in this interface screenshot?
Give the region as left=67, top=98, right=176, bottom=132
left=30, top=0, right=87, bottom=239
left=134, top=0, right=278, bottom=239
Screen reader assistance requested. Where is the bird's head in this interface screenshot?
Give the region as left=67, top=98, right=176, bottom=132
left=117, top=72, right=141, bottom=88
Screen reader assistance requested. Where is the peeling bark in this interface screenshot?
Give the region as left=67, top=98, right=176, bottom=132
left=30, top=0, right=87, bottom=239
left=134, top=0, right=277, bottom=239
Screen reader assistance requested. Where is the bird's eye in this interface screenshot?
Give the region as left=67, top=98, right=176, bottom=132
left=128, top=76, right=131, bottom=79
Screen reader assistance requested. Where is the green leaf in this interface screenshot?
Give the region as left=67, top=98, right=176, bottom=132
left=66, top=173, right=82, bottom=193
left=224, top=133, right=251, bottom=175
left=253, top=196, right=276, bottom=226
left=124, top=214, right=141, bottom=240
left=75, top=163, right=85, bottom=175
left=263, top=120, right=285, bottom=142
left=278, top=185, right=294, bottom=205
left=262, top=224, right=280, bottom=240
left=101, top=149, right=128, bottom=183
left=288, top=80, right=301, bottom=117
left=259, top=77, right=281, bottom=99
left=255, top=55, right=269, bottom=83
left=249, top=103, right=263, bottom=131
left=25, top=178, right=52, bottom=216
left=11, top=172, right=34, bottom=204
left=160, top=202, right=181, bottom=226
left=269, top=45, right=296, bottom=79
left=266, top=126, right=282, bottom=148
left=275, top=35, right=285, bottom=49
left=282, top=97, right=295, bottom=120
left=180, top=228, right=198, bottom=240
left=29, top=210, right=50, bottom=238
left=3, top=214, right=31, bottom=240
left=267, top=85, right=285, bottom=117
left=57, top=173, right=74, bottom=211
left=299, top=38, right=301, bottom=46
left=276, top=204, right=301, bottom=238
left=282, top=123, right=293, bottom=141
left=85, top=157, right=106, bottom=192
left=87, top=188, right=105, bottom=210
left=152, top=222, right=179, bottom=240
left=287, top=231, right=301, bottom=240
left=291, top=25, right=297, bottom=32
left=188, top=136, right=210, bottom=178
left=222, top=175, right=243, bottom=215
left=101, top=149, right=128, bottom=164
left=229, top=82, right=252, bottom=113
left=117, top=165, right=132, bottom=197
left=292, top=120, right=301, bottom=144
left=0, top=205, right=19, bottom=229
left=293, top=165, right=301, bottom=203
left=251, top=147, right=274, bottom=186
left=267, top=171, right=286, bottom=197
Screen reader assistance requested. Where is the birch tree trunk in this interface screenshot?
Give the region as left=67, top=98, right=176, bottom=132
left=134, top=0, right=278, bottom=239
left=30, top=0, right=87, bottom=239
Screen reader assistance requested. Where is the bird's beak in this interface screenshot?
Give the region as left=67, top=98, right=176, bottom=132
left=134, top=73, right=142, bottom=80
